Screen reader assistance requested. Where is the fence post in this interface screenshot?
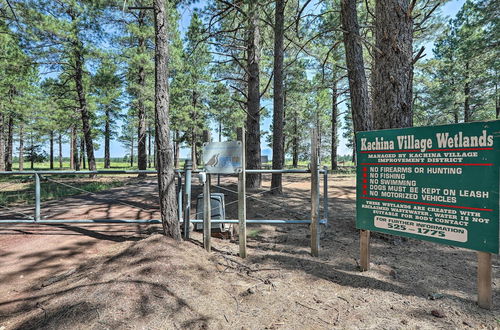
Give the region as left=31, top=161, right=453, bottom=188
left=203, top=130, right=211, bottom=252
left=310, top=128, right=320, bottom=257
left=323, top=165, right=329, bottom=222
left=183, top=160, right=192, bottom=240
left=360, top=230, right=370, bottom=271
left=477, top=251, right=492, bottom=309
left=237, top=127, right=247, bottom=258
left=34, top=173, right=41, bottom=221
left=203, top=173, right=211, bottom=252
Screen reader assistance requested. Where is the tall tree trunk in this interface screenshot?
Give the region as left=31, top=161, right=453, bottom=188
left=79, top=137, right=83, bottom=167
left=29, top=133, right=34, bottom=170
left=81, top=138, right=86, bottom=169
left=191, top=129, right=197, bottom=170
left=153, top=141, right=157, bottom=169
left=0, top=112, right=5, bottom=171
left=283, top=88, right=286, bottom=161
left=218, top=120, right=222, bottom=142
left=292, top=114, right=298, bottom=168
left=73, top=132, right=80, bottom=171
left=246, top=1, right=262, bottom=188
left=495, top=72, right=499, bottom=119
left=70, top=127, right=75, bottom=170
left=174, top=130, right=180, bottom=169
left=148, top=125, right=153, bottom=168
left=271, top=0, right=285, bottom=194
left=130, top=137, right=134, bottom=168
left=331, top=80, right=338, bottom=171
left=190, top=95, right=198, bottom=170
left=464, top=61, right=471, bottom=122
left=70, top=14, right=96, bottom=173
left=104, top=109, right=111, bottom=168
left=49, top=131, right=54, bottom=169
left=341, top=0, right=373, bottom=133
left=74, top=45, right=96, bottom=172
left=58, top=133, right=63, bottom=169
left=5, top=114, right=13, bottom=171
left=137, top=20, right=147, bottom=176
left=18, top=124, right=24, bottom=171
left=154, top=0, right=181, bottom=239
left=373, top=0, right=413, bottom=129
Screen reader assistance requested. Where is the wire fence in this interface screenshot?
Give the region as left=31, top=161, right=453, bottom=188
left=0, top=168, right=329, bottom=226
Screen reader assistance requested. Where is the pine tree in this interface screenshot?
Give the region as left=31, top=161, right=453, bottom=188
left=92, top=58, right=122, bottom=168
left=0, top=19, right=35, bottom=171
left=12, top=0, right=106, bottom=172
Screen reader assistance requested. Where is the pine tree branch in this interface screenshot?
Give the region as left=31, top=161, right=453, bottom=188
left=412, top=46, right=426, bottom=64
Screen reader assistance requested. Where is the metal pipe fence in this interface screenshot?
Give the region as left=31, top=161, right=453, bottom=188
left=0, top=168, right=329, bottom=226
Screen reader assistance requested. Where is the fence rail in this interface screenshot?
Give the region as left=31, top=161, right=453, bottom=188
left=0, top=168, right=329, bottom=226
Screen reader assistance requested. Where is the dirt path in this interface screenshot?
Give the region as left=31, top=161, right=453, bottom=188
left=0, top=175, right=498, bottom=329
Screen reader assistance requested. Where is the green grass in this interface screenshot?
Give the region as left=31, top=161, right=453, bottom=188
left=247, top=229, right=263, bottom=238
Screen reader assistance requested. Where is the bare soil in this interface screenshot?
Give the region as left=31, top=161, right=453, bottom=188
left=0, top=174, right=498, bottom=329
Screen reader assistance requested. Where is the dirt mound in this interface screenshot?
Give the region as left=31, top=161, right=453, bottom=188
left=1, top=235, right=236, bottom=329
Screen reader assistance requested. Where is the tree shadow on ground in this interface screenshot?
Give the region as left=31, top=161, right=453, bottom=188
left=1, top=235, right=215, bottom=329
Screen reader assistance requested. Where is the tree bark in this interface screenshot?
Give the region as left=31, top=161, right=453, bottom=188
left=58, top=133, right=63, bottom=169
left=341, top=0, right=373, bottom=133
left=74, top=45, right=96, bottom=171
left=104, top=109, right=111, bottom=168
left=191, top=128, right=197, bottom=170
left=73, top=131, right=80, bottom=171
left=154, top=0, right=181, bottom=240
left=153, top=141, right=157, bottom=169
left=49, top=131, right=54, bottom=169
left=5, top=114, right=13, bottom=171
left=331, top=80, right=338, bottom=171
left=69, top=12, right=97, bottom=173
left=464, top=61, right=471, bottom=122
left=0, top=112, right=5, bottom=171
left=292, top=114, right=298, bottom=168
left=373, top=0, right=413, bottom=129
left=130, top=136, right=134, bottom=168
left=80, top=137, right=86, bottom=169
left=190, top=95, right=198, bottom=170
left=246, top=1, right=262, bottom=188
left=495, top=73, right=499, bottom=119
left=148, top=125, right=153, bottom=168
left=174, top=130, right=180, bottom=169
left=70, top=127, right=74, bottom=170
left=271, top=0, right=285, bottom=194
left=18, top=124, right=24, bottom=171
left=137, top=17, right=148, bottom=176
left=29, top=133, right=34, bottom=170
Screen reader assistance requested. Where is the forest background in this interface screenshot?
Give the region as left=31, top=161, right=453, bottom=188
left=0, top=0, right=497, bottom=178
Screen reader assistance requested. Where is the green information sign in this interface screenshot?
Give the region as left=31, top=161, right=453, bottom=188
left=356, top=120, right=500, bottom=253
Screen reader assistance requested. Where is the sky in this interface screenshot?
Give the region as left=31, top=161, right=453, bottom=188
left=175, top=0, right=466, bottom=159
left=42, top=0, right=466, bottom=161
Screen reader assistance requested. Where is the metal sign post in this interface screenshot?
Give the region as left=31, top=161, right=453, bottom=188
left=183, top=160, right=192, bottom=240
left=237, top=127, right=247, bottom=258
left=310, top=127, right=320, bottom=257
left=203, top=173, right=211, bottom=252
left=34, top=173, right=41, bottom=221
